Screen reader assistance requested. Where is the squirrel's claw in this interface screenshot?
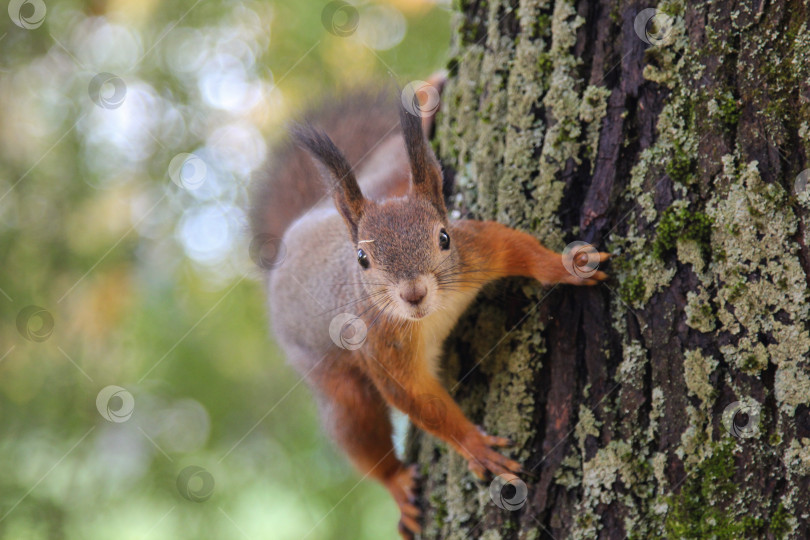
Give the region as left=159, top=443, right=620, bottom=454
left=561, top=251, right=611, bottom=286
left=482, top=433, right=512, bottom=448
left=400, top=501, right=420, bottom=517
left=461, top=427, right=523, bottom=480
left=581, top=269, right=609, bottom=285
left=398, top=518, right=420, bottom=540
left=467, top=450, right=523, bottom=480
left=387, top=464, right=422, bottom=539
left=397, top=509, right=422, bottom=539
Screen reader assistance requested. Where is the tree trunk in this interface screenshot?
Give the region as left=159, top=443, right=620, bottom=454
left=407, top=0, right=810, bottom=538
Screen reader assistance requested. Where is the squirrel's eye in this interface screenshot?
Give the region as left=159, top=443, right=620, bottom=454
left=357, top=249, right=370, bottom=269
left=438, top=229, right=450, bottom=250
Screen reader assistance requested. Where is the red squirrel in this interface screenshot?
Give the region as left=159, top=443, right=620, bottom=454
left=250, top=75, right=609, bottom=538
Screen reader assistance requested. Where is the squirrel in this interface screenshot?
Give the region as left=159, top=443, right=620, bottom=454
left=250, top=74, right=609, bottom=539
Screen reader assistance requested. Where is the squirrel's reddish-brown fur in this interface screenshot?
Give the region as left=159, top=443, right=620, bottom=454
left=252, top=75, right=609, bottom=538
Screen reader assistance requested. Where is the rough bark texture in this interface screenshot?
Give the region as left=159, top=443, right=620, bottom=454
left=407, top=0, right=810, bottom=538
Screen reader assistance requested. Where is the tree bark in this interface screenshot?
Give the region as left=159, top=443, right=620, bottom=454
left=407, top=0, right=810, bottom=538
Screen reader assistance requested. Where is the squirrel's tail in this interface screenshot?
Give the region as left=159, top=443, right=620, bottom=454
left=249, top=88, right=398, bottom=260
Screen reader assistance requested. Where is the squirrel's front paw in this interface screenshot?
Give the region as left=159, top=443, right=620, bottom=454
left=459, top=426, right=522, bottom=480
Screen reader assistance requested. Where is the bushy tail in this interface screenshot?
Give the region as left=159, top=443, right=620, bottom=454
left=249, top=88, right=399, bottom=263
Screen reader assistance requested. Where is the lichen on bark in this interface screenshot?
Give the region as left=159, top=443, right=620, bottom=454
left=413, top=0, right=810, bottom=538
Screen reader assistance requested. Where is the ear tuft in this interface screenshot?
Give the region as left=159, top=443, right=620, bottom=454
left=292, top=123, right=366, bottom=240
left=291, top=124, right=359, bottom=196
left=398, top=103, right=445, bottom=214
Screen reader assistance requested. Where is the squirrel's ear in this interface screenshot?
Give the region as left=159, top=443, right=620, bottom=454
left=399, top=103, right=445, bottom=214
left=292, top=124, right=366, bottom=241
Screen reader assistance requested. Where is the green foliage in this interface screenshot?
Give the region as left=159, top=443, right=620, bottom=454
left=0, top=1, right=450, bottom=538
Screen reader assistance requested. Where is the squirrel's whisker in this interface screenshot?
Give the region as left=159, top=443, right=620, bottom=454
left=367, top=300, right=393, bottom=332
left=314, top=290, right=388, bottom=317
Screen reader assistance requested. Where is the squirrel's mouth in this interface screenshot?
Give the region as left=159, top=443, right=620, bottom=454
left=395, top=299, right=433, bottom=321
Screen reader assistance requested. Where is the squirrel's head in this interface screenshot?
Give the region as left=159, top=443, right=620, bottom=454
left=294, top=103, right=457, bottom=321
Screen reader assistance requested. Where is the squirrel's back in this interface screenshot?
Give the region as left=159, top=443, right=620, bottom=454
left=249, top=88, right=400, bottom=252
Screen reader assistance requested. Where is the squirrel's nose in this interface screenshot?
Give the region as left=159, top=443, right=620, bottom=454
left=400, top=283, right=427, bottom=306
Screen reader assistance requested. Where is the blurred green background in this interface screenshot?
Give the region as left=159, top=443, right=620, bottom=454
left=0, top=0, right=449, bottom=538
